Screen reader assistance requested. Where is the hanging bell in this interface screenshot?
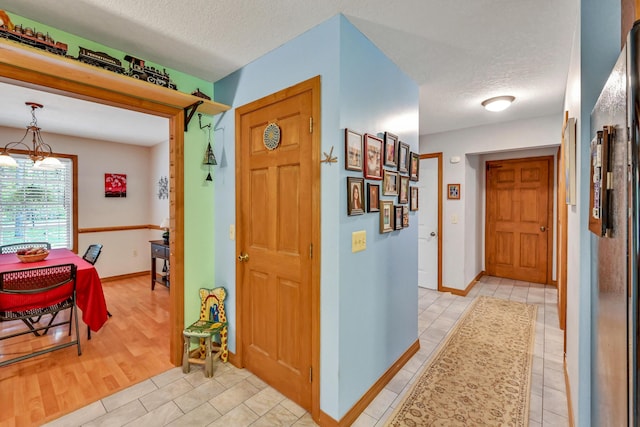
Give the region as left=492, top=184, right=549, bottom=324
left=205, top=171, right=213, bottom=181
left=203, top=142, right=217, bottom=166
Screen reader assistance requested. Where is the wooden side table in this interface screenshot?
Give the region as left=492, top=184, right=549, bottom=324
left=150, top=240, right=169, bottom=290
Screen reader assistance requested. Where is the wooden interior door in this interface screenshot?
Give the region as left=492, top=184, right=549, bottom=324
left=236, top=78, right=319, bottom=412
left=486, top=157, right=552, bottom=284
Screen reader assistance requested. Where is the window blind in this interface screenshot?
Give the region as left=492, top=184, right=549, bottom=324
left=0, top=155, right=73, bottom=249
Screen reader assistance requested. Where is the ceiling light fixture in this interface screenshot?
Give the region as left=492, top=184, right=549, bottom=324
left=0, top=102, right=62, bottom=169
left=481, top=95, right=515, bottom=112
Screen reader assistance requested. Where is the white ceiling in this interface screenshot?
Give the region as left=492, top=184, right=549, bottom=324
left=0, top=0, right=578, bottom=145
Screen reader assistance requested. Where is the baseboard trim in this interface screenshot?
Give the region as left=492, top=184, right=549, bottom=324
left=318, top=339, right=421, bottom=426
left=564, top=356, right=574, bottom=427
left=441, top=270, right=485, bottom=296
left=100, top=271, right=149, bottom=282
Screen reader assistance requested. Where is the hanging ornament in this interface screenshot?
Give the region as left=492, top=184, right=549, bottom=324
left=202, top=125, right=217, bottom=182
left=263, top=122, right=281, bottom=150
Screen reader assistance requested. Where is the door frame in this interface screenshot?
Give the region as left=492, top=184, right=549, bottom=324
left=234, top=76, right=321, bottom=419
left=420, top=153, right=443, bottom=291
left=484, top=155, right=554, bottom=284
left=0, top=45, right=186, bottom=364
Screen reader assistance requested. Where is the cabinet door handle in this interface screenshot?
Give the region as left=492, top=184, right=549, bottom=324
left=238, top=253, right=249, bottom=262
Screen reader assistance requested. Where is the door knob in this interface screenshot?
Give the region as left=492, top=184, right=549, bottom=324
left=238, top=253, right=249, bottom=262
left=540, top=226, right=546, bottom=232
left=430, top=231, right=436, bottom=237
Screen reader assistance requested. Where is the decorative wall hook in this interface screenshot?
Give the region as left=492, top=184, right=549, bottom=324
left=321, top=146, right=338, bottom=165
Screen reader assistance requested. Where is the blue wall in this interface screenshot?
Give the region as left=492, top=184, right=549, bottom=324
left=214, top=14, right=418, bottom=420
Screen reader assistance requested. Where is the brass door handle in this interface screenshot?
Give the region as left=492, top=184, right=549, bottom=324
left=238, top=253, right=249, bottom=262
left=540, top=226, right=546, bottom=232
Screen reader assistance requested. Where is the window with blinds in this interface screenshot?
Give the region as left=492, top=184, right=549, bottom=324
left=0, top=155, right=73, bottom=249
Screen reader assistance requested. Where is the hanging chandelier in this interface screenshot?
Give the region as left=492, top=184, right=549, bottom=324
left=0, top=102, right=62, bottom=169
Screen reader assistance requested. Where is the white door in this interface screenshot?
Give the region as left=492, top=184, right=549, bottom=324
left=418, top=157, right=439, bottom=289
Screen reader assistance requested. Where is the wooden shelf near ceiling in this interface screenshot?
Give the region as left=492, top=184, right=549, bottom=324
left=0, top=38, right=230, bottom=117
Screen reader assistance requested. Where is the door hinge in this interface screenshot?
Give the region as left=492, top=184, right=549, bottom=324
left=309, top=117, right=313, bottom=134
left=309, top=243, right=313, bottom=259
left=309, top=367, right=312, bottom=382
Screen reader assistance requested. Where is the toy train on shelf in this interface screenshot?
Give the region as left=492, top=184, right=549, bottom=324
left=0, top=22, right=178, bottom=90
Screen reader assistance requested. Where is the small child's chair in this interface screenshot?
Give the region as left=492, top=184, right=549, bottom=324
left=182, top=287, right=229, bottom=377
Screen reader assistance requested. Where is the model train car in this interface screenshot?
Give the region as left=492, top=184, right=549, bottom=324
left=0, top=23, right=67, bottom=56
left=124, top=55, right=177, bottom=90
left=77, top=47, right=125, bottom=74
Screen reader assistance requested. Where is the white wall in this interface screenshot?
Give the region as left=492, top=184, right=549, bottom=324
left=420, top=114, right=561, bottom=289
left=0, top=125, right=169, bottom=278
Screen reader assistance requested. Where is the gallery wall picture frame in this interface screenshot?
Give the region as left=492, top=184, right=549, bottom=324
left=402, top=205, right=409, bottom=228
left=367, top=183, right=380, bottom=212
left=364, top=133, right=384, bottom=180
left=394, top=205, right=403, bottom=230
left=380, top=200, right=394, bottom=233
left=563, top=116, right=577, bottom=205
left=383, top=170, right=399, bottom=196
left=345, top=128, right=363, bottom=172
left=384, top=132, right=399, bottom=167
left=397, top=142, right=410, bottom=174
left=410, top=187, right=419, bottom=211
left=409, top=152, right=420, bottom=181
left=447, top=183, right=461, bottom=200
left=398, top=176, right=410, bottom=204
left=347, top=177, right=365, bottom=216
left=105, top=173, right=127, bottom=198
left=588, top=126, right=613, bottom=236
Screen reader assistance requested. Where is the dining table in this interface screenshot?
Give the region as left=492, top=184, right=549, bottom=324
left=0, top=248, right=109, bottom=332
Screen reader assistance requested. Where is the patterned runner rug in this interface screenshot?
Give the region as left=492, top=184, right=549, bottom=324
left=387, top=296, right=537, bottom=426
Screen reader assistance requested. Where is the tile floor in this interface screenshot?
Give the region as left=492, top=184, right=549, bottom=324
left=44, top=276, right=568, bottom=426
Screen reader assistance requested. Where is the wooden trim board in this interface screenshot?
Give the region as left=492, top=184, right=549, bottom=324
left=441, top=271, right=485, bottom=297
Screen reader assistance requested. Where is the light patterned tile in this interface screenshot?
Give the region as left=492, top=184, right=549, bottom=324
left=83, top=400, right=147, bottom=427
left=542, top=409, right=569, bottom=427
left=209, top=379, right=260, bottom=414
left=207, top=403, right=259, bottom=427
left=124, top=401, right=183, bottom=427
left=139, top=378, right=193, bottom=411
left=166, top=402, right=221, bottom=427
left=151, top=367, right=187, bottom=388
left=252, top=404, right=299, bottom=427
left=280, top=398, right=307, bottom=418
left=174, top=378, right=227, bottom=413
left=543, top=386, right=569, bottom=418
left=244, top=386, right=286, bottom=416
left=543, top=366, right=566, bottom=394
left=246, top=374, right=269, bottom=390
left=385, top=368, right=413, bottom=394
left=213, top=368, right=253, bottom=389
left=291, top=413, right=319, bottom=426
left=101, top=379, right=158, bottom=412
left=352, top=411, right=378, bottom=427
left=364, top=388, right=397, bottom=419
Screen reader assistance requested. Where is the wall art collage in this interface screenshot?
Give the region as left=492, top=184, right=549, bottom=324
left=345, top=129, right=419, bottom=233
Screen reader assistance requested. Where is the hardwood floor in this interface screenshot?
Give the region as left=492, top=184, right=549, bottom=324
left=0, top=275, right=172, bottom=427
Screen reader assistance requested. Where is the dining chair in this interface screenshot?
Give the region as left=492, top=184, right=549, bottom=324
left=82, top=244, right=103, bottom=265
left=0, top=242, right=51, bottom=254
left=0, top=263, right=81, bottom=367
left=182, top=287, right=229, bottom=377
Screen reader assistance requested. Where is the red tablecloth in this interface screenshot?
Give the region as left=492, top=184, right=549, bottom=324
left=0, top=249, right=108, bottom=332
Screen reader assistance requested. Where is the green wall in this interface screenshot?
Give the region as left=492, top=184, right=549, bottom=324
left=3, top=10, right=217, bottom=326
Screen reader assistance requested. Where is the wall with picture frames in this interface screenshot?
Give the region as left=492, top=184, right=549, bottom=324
left=214, top=14, right=419, bottom=421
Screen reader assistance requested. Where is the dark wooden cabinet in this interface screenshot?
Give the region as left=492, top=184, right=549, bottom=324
left=150, top=240, right=169, bottom=290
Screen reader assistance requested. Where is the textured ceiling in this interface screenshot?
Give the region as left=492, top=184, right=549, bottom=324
left=0, top=0, right=578, bottom=143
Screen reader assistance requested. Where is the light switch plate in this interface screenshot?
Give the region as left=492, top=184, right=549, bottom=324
left=229, top=224, right=235, bottom=240
left=352, top=230, right=366, bottom=253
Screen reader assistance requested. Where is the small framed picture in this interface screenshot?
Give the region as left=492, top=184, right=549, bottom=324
left=364, top=133, right=384, bottom=180
left=398, top=176, right=410, bottom=204
left=384, top=132, right=398, bottom=167
left=380, top=200, right=394, bottom=233
left=367, top=183, right=380, bottom=212
left=383, top=170, right=399, bottom=196
left=345, top=129, right=363, bottom=171
left=448, top=183, right=461, bottom=200
left=397, top=142, right=410, bottom=174
left=410, top=187, right=419, bottom=211
left=394, top=205, right=403, bottom=230
left=409, top=152, right=420, bottom=182
left=347, top=177, right=365, bottom=215
left=402, top=205, right=409, bottom=228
